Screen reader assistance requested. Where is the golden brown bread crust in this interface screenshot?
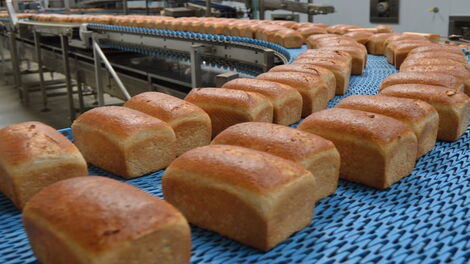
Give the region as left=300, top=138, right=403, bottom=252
left=343, top=31, right=374, bottom=44
left=400, top=57, right=469, bottom=70
left=297, top=49, right=353, bottom=68
left=256, top=71, right=330, bottom=117
left=221, top=78, right=302, bottom=125
left=383, top=34, right=427, bottom=48
left=23, top=176, right=191, bottom=264
left=314, top=45, right=367, bottom=74
left=0, top=122, right=88, bottom=209
left=292, top=57, right=351, bottom=95
left=298, top=108, right=417, bottom=189
left=211, top=122, right=340, bottom=200
left=366, top=33, right=398, bottom=55
left=165, top=144, right=310, bottom=192
left=123, top=92, right=209, bottom=125
left=408, top=45, right=465, bottom=57
left=380, top=72, right=464, bottom=92
left=184, top=88, right=274, bottom=136
left=400, top=64, right=470, bottom=96
left=71, top=106, right=176, bottom=178
left=123, top=92, right=211, bottom=156
left=162, top=144, right=316, bottom=251
left=380, top=84, right=470, bottom=141
left=385, top=40, right=432, bottom=67
left=296, top=26, right=327, bottom=39
left=404, top=52, right=468, bottom=64
left=336, top=95, right=439, bottom=158
left=268, top=64, right=336, bottom=99
left=273, top=29, right=304, bottom=49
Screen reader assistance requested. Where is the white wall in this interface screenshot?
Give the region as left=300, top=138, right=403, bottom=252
left=267, top=0, right=470, bottom=36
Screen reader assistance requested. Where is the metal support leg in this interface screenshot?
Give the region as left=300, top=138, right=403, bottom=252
left=307, top=0, right=313, bottom=22
left=60, top=35, right=76, bottom=121
left=0, top=38, right=4, bottom=77
left=259, top=0, right=265, bottom=20
left=205, top=0, right=211, bottom=17
left=190, top=44, right=203, bottom=89
left=263, top=48, right=275, bottom=72
left=76, top=72, right=85, bottom=113
left=8, top=32, right=27, bottom=104
left=93, top=39, right=105, bottom=106
left=34, top=31, right=49, bottom=112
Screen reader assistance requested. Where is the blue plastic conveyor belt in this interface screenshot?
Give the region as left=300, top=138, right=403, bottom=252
left=0, top=54, right=469, bottom=264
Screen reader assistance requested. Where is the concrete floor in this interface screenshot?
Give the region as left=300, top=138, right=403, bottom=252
left=0, top=55, right=123, bottom=129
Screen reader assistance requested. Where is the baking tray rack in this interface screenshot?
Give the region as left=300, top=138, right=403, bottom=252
left=0, top=53, right=469, bottom=264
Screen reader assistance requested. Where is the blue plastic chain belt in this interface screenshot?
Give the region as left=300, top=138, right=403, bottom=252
left=0, top=48, right=469, bottom=264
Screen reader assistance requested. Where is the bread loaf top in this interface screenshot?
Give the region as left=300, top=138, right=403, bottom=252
left=336, top=95, right=437, bottom=121
left=123, top=92, right=208, bottom=124
left=299, top=108, right=413, bottom=144
left=297, top=49, right=353, bottom=62
left=222, top=78, right=299, bottom=99
left=0, top=121, right=84, bottom=167
left=400, top=58, right=468, bottom=69
left=400, top=64, right=470, bottom=80
left=404, top=52, right=468, bottom=64
left=184, top=88, right=271, bottom=110
left=166, top=144, right=311, bottom=193
left=380, top=72, right=464, bottom=91
left=212, top=122, right=335, bottom=162
left=408, top=45, right=465, bottom=56
left=72, top=106, right=172, bottom=139
left=368, top=33, right=398, bottom=41
left=293, top=57, right=349, bottom=71
left=23, top=176, right=186, bottom=252
left=380, top=84, right=470, bottom=106
left=257, top=71, right=322, bottom=88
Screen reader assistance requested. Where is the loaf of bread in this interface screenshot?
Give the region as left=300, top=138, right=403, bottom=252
left=293, top=57, right=351, bottom=94
left=336, top=95, right=439, bottom=158
left=309, top=36, right=360, bottom=49
left=268, top=64, right=336, bottom=99
left=380, top=84, right=470, bottom=141
left=408, top=45, right=466, bottom=57
left=184, top=88, right=273, bottom=137
left=400, top=64, right=470, bottom=96
left=297, top=49, right=353, bottom=73
left=256, top=71, right=330, bottom=117
left=385, top=40, right=432, bottom=67
left=212, top=122, right=340, bottom=201
left=376, top=25, right=394, bottom=33
left=380, top=71, right=465, bottom=92
left=383, top=34, right=427, bottom=50
left=23, top=176, right=191, bottom=264
left=404, top=52, right=468, bottom=65
left=123, top=92, right=211, bottom=156
left=298, top=108, right=417, bottom=189
left=71, top=106, right=176, bottom=178
left=366, top=33, right=397, bottom=55
left=314, top=45, right=368, bottom=75
left=296, top=25, right=327, bottom=40
left=400, top=57, right=468, bottom=71
left=221, top=78, right=302, bottom=125
left=326, top=24, right=360, bottom=34
left=403, top=32, right=440, bottom=43
left=343, top=31, right=374, bottom=44
left=0, top=122, right=87, bottom=209
left=273, top=29, right=304, bottom=49
left=162, top=144, right=316, bottom=251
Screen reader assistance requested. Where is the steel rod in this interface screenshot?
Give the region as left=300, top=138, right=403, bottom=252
left=34, top=31, right=48, bottom=111
left=93, top=40, right=131, bottom=100
left=60, top=35, right=75, bottom=120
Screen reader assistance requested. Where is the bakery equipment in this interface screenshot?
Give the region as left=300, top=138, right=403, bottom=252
left=0, top=14, right=291, bottom=120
